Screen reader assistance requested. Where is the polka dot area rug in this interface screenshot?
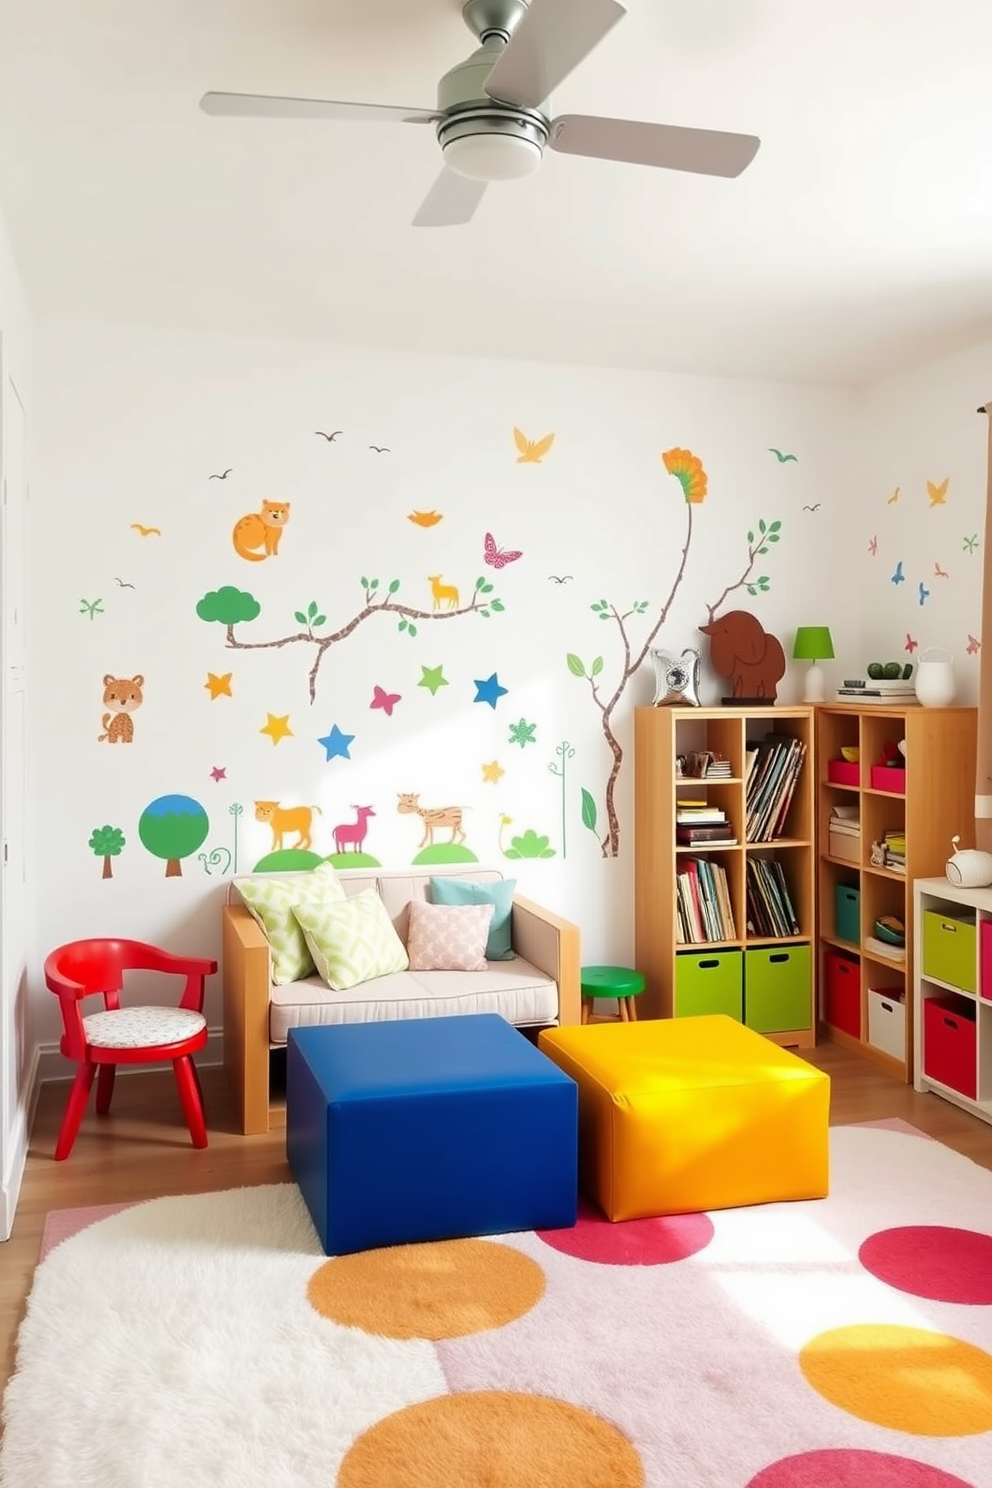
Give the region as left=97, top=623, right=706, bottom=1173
left=3, top=1125, right=992, bottom=1488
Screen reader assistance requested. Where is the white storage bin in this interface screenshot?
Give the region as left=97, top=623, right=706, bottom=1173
left=868, top=987, right=906, bottom=1061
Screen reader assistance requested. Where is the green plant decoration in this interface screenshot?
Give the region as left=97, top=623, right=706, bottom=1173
left=504, top=828, right=556, bottom=860
left=198, top=847, right=233, bottom=876
left=89, top=824, right=125, bottom=879
left=548, top=740, right=575, bottom=858
left=229, top=802, right=243, bottom=873
left=703, top=518, right=782, bottom=623
left=196, top=576, right=504, bottom=704
left=580, top=788, right=598, bottom=840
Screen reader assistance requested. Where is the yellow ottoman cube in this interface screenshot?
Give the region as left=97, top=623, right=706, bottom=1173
left=538, top=1014, right=829, bottom=1221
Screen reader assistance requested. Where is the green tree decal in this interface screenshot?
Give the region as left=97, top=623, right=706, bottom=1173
left=703, top=518, right=782, bottom=623
left=138, top=794, right=209, bottom=878
left=89, top=824, right=125, bottom=880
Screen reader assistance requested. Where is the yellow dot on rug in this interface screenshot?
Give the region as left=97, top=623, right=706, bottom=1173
left=800, top=1324, right=992, bottom=1436
left=337, top=1390, right=645, bottom=1488
left=307, top=1238, right=545, bottom=1339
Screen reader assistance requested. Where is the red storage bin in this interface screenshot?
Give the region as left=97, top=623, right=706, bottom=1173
left=870, top=765, right=906, bottom=793
left=981, top=920, right=992, bottom=1003
left=823, top=949, right=860, bottom=1037
left=923, top=995, right=977, bottom=1099
left=827, top=760, right=860, bottom=786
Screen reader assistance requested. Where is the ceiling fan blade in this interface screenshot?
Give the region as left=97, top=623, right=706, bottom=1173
left=412, top=169, right=488, bottom=228
left=199, top=92, right=437, bottom=125
left=483, top=0, right=627, bottom=111
left=549, top=115, right=760, bottom=177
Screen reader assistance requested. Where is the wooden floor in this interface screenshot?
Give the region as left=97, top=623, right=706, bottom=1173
left=3, top=1043, right=992, bottom=1394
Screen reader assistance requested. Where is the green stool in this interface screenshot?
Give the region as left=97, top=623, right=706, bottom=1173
left=580, top=965, right=645, bottom=1024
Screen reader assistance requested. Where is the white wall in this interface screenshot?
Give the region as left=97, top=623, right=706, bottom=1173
left=29, top=319, right=855, bottom=1050
left=0, top=202, right=32, bottom=1238
left=857, top=337, right=992, bottom=700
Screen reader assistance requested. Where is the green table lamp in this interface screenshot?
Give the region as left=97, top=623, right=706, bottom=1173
left=793, top=625, right=834, bottom=703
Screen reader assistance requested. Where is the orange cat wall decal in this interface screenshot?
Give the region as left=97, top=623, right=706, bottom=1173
left=97, top=674, right=144, bottom=743
left=233, top=501, right=291, bottom=562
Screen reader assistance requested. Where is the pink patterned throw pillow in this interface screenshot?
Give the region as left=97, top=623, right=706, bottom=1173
left=406, top=899, right=495, bottom=972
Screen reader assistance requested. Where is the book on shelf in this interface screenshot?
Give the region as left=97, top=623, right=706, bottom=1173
left=745, top=857, right=800, bottom=938
left=676, top=808, right=728, bottom=823
left=745, top=733, right=807, bottom=843
left=865, top=934, right=905, bottom=962
left=675, top=856, right=737, bottom=944
left=677, top=826, right=737, bottom=845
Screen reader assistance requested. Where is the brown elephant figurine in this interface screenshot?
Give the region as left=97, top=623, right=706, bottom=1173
left=699, top=610, right=787, bottom=700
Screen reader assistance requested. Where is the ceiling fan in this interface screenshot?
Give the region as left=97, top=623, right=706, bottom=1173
left=200, top=0, right=760, bottom=228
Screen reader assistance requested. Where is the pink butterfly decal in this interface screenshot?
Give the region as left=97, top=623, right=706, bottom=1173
left=967, top=634, right=982, bottom=655
left=370, top=685, right=401, bottom=717
left=484, top=532, right=523, bottom=569
left=904, top=633, right=918, bottom=654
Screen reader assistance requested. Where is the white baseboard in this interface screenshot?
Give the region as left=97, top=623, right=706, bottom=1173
left=33, top=1027, right=224, bottom=1086
left=1, top=1042, right=41, bottom=1241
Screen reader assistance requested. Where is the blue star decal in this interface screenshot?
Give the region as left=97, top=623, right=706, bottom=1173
left=317, top=724, right=355, bottom=761
left=473, top=672, right=508, bottom=709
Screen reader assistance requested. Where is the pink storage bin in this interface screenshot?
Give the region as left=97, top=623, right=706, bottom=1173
left=827, top=760, right=860, bottom=787
left=981, top=920, right=992, bottom=1002
left=870, top=765, right=906, bottom=793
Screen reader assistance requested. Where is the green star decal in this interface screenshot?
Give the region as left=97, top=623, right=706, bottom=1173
left=508, top=717, right=537, bottom=748
left=418, top=664, right=449, bottom=697
left=964, top=534, right=980, bottom=554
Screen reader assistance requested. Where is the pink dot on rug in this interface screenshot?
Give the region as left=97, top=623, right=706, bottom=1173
left=536, top=1195, right=713, bottom=1265
left=859, top=1226, right=992, bottom=1304
left=746, top=1448, right=977, bottom=1487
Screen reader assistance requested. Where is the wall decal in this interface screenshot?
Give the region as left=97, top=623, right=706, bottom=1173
left=481, top=760, right=504, bottom=784
left=428, top=574, right=460, bottom=611
left=252, top=849, right=323, bottom=874
left=967, top=635, right=982, bottom=655
left=254, top=800, right=322, bottom=852
left=369, top=445, right=390, bottom=454
left=229, top=801, right=244, bottom=873
left=699, top=611, right=786, bottom=702
left=331, top=805, right=376, bottom=855
left=905, top=634, right=918, bottom=654
left=508, top=717, right=537, bottom=747
left=397, top=793, right=467, bottom=850
left=499, top=816, right=556, bottom=859
left=232, top=499, right=291, bottom=562
left=209, top=469, right=232, bottom=481
left=408, top=510, right=443, bottom=527
left=196, top=577, right=504, bottom=704
left=418, top=664, right=449, bottom=697
left=198, top=847, right=232, bottom=875
left=205, top=671, right=233, bottom=700
left=114, top=577, right=135, bottom=590
left=79, top=599, right=105, bottom=620
left=868, top=536, right=878, bottom=556
left=886, top=488, right=901, bottom=506
left=934, top=563, right=949, bottom=579
left=138, top=794, right=209, bottom=878
left=474, top=673, right=508, bottom=709
left=89, top=824, right=125, bottom=880
left=702, top=518, right=782, bottom=623
left=548, top=574, right=573, bottom=584
left=484, top=533, right=523, bottom=569
left=965, top=534, right=980, bottom=553
left=97, top=674, right=144, bottom=744
left=548, top=740, right=575, bottom=859
left=927, top=478, right=949, bottom=507
left=370, top=685, right=401, bottom=716
left=919, top=582, right=930, bottom=606
left=210, top=766, right=227, bottom=782
left=317, top=725, right=354, bottom=761
left=130, top=523, right=162, bottom=537
left=513, top=428, right=554, bottom=464
left=580, top=787, right=600, bottom=845
left=260, top=713, right=293, bottom=745
left=802, top=504, right=821, bottom=512
left=767, top=448, right=798, bottom=463
left=891, top=562, right=905, bottom=586
left=315, top=430, right=342, bottom=442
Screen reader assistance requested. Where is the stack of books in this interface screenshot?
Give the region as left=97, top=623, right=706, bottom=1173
left=676, top=802, right=736, bottom=847
left=704, top=754, right=733, bottom=779
left=828, top=804, right=861, bottom=863
left=745, top=858, right=800, bottom=938
left=873, top=830, right=906, bottom=873
left=744, top=734, right=807, bottom=842
left=835, top=678, right=919, bottom=705
left=676, top=857, right=737, bottom=944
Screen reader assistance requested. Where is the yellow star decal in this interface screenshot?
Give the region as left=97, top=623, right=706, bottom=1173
left=481, top=760, right=505, bottom=784
left=205, top=671, right=233, bottom=700
left=260, top=713, right=293, bottom=745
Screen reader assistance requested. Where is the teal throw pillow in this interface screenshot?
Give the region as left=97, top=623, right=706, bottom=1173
left=429, top=876, right=516, bottom=961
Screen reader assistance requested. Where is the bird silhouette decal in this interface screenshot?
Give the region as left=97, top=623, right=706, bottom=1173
left=886, top=487, right=901, bottom=506
left=113, top=577, right=135, bottom=589
left=209, top=468, right=232, bottom=480
left=130, top=523, right=161, bottom=537
left=369, top=445, right=390, bottom=454
left=484, top=532, right=523, bottom=569
left=918, top=581, right=930, bottom=606
left=905, top=633, right=918, bottom=654
left=868, top=535, right=878, bottom=556
left=967, top=634, right=982, bottom=655
left=513, top=428, right=555, bottom=464
left=802, top=504, right=821, bottom=512
left=934, top=562, right=949, bottom=579
left=927, top=477, right=949, bottom=506
left=548, top=574, right=573, bottom=584
left=315, top=430, right=342, bottom=442
left=408, top=510, right=443, bottom=527
left=768, top=447, right=798, bottom=463
left=890, top=561, right=905, bottom=586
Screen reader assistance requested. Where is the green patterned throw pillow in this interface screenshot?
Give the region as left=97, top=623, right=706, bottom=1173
left=236, top=863, right=346, bottom=984
left=292, top=889, right=410, bottom=991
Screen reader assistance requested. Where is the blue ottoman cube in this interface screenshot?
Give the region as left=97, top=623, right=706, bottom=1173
left=287, top=1014, right=578, bottom=1255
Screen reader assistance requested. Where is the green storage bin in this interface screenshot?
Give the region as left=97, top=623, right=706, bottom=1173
left=835, top=885, right=860, bottom=945
left=744, top=944, right=812, bottom=1033
left=922, top=909, right=977, bottom=994
left=674, top=949, right=743, bottom=1020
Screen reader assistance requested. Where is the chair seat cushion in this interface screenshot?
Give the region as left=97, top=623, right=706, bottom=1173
left=83, top=1006, right=207, bottom=1049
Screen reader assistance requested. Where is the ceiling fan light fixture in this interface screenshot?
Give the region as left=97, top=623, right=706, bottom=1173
left=442, top=130, right=543, bottom=181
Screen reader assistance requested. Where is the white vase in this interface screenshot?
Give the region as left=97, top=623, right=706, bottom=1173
left=914, top=647, right=956, bottom=707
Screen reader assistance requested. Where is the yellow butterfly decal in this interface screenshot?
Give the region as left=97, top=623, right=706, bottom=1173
left=513, top=427, right=555, bottom=464
left=130, top=523, right=162, bottom=536
left=927, top=477, right=949, bottom=507
left=408, top=510, right=443, bottom=527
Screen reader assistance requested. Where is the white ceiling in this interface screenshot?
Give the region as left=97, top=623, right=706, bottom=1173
left=1, top=0, right=991, bottom=386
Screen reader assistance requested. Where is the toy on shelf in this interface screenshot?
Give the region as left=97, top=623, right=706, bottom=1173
left=698, top=610, right=786, bottom=705
left=945, top=834, right=992, bottom=888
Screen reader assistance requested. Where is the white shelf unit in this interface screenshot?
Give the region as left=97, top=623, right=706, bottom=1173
left=913, top=876, right=992, bottom=1127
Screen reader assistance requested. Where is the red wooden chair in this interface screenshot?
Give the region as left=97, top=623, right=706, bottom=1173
left=44, top=938, right=218, bottom=1161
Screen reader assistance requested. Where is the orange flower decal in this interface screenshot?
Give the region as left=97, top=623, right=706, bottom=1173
left=662, top=447, right=708, bottom=504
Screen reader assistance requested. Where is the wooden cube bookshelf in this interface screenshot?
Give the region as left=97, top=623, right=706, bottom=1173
left=633, top=705, right=815, bottom=1048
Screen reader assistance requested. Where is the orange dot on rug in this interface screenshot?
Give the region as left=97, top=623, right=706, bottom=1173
left=307, top=1237, right=545, bottom=1339
left=799, top=1324, right=992, bottom=1436
left=337, top=1391, right=645, bottom=1488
